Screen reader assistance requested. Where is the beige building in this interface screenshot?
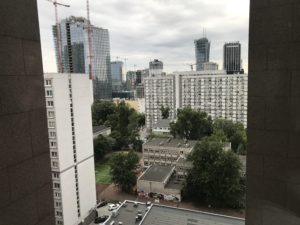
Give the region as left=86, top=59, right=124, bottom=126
left=137, top=165, right=184, bottom=201
left=143, top=138, right=197, bottom=167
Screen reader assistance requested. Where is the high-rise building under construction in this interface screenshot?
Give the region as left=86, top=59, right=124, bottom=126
left=194, top=37, right=210, bottom=71
left=53, top=16, right=112, bottom=99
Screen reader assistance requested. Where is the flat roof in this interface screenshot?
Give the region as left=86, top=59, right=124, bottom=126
left=153, top=119, right=171, bottom=128
left=141, top=205, right=245, bottom=225
left=104, top=201, right=148, bottom=225
left=139, top=165, right=174, bottom=182
left=144, top=138, right=197, bottom=149
left=93, top=125, right=110, bottom=133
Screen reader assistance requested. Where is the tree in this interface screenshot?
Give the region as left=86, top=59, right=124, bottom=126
left=184, top=138, right=245, bottom=208
left=92, top=100, right=116, bottom=125
left=160, top=105, right=170, bottom=119
left=94, top=135, right=115, bottom=160
left=110, top=151, right=139, bottom=192
left=213, top=119, right=247, bottom=154
left=170, top=108, right=213, bottom=140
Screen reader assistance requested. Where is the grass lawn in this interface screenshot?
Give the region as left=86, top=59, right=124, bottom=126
left=95, top=160, right=112, bottom=184
left=94, top=151, right=143, bottom=184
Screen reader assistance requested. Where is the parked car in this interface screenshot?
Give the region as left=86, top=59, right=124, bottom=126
left=97, top=201, right=108, bottom=208
left=108, top=204, right=120, bottom=211
left=94, top=215, right=109, bottom=223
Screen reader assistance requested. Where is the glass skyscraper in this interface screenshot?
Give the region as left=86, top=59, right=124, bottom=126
left=53, top=16, right=112, bottom=99
left=194, top=37, right=210, bottom=71
left=223, top=42, right=242, bottom=74
left=111, top=61, right=123, bottom=91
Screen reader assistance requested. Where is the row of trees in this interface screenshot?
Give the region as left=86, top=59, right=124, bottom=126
left=169, top=107, right=247, bottom=154
left=92, top=100, right=145, bottom=160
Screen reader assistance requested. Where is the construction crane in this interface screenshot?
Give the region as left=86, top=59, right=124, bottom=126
left=46, top=0, right=70, bottom=73
left=86, top=0, right=94, bottom=80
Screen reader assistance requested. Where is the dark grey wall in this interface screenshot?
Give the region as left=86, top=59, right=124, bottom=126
left=0, top=1, right=54, bottom=225
left=247, top=0, right=300, bottom=224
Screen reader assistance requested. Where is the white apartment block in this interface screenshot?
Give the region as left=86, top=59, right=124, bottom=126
left=145, top=70, right=248, bottom=128
left=144, top=75, right=176, bottom=128
left=44, top=73, right=96, bottom=225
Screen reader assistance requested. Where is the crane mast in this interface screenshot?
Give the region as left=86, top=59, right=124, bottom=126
left=46, top=0, right=70, bottom=73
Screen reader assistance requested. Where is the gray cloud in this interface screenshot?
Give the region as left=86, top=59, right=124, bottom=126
left=38, top=0, right=249, bottom=73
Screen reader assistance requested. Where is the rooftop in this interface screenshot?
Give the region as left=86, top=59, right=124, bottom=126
left=93, top=125, right=110, bottom=134
left=104, top=201, right=245, bottom=225
left=144, top=138, right=197, bottom=149
left=139, top=165, right=174, bottom=183
left=165, top=175, right=185, bottom=190
left=141, top=205, right=245, bottom=225
left=153, top=119, right=171, bottom=128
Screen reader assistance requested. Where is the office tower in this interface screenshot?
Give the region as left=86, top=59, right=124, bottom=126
left=144, top=75, right=176, bottom=128
left=149, top=59, right=164, bottom=77
left=194, top=38, right=210, bottom=71
left=44, top=73, right=96, bottom=225
left=53, top=16, right=112, bottom=99
left=145, top=71, right=248, bottom=129
left=223, top=42, right=242, bottom=74
left=203, top=62, right=219, bottom=71
left=111, top=61, right=124, bottom=91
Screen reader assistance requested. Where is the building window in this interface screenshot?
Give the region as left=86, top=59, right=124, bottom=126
left=45, top=79, right=52, bottom=86
left=46, top=90, right=53, bottom=97
left=54, top=183, right=60, bottom=189
left=47, top=101, right=54, bottom=107
left=52, top=161, right=58, bottom=168
left=53, top=172, right=59, bottom=178
left=50, top=141, right=57, bottom=148
left=56, top=211, right=63, bottom=217
left=55, top=201, right=62, bottom=207
left=48, top=111, right=55, bottom=118
left=51, top=151, right=58, bottom=157
left=48, top=121, right=55, bottom=128
left=49, top=131, right=56, bottom=138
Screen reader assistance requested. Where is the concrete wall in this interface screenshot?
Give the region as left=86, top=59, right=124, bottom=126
left=0, top=1, right=55, bottom=224
left=246, top=0, right=300, bottom=224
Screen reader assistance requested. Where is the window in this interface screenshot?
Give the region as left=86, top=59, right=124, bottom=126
left=53, top=172, right=59, bottom=178
left=45, top=79, right=52, bottom=86
left=56, top=211, right=62, bottom=217
left=51, top=151, right=57, bottom=157
left=46, top=90, right=53, bottom=97
left=48, top=111, right=55, bottom=118
left=48, top=121, right=55, bottom=128
left=47, top=101, right=54, bottom=107
left=55, top=201, right=61, bottom=207
left=50, top=141, right=57, bottom=148
left=49, top=131, right=56, bottom=138
left=52, top=161, right=58, bottom=167
left=54, top=183, right=60, bottom=189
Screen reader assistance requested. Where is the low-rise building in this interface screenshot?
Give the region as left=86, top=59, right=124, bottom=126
left=143, top=138, right=197, bottom=167
left=103, top=200, right=245, bottom=225
left=152, top=119, right=171, bottom=135
left=93, top=125, right=111, bottom=139
left=137, top=165, right=184, bottom=201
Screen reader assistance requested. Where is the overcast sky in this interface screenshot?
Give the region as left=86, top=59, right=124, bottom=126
left=37, top=0, right=250, bottom=73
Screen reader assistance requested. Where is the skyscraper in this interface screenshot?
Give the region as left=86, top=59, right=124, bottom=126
left=53, top=16, right=112, bottom=99
left=44, top=73, right=96, bottom=225
left=194, top=38, right=210, bottom=71
left=223, top=42, right=242, bottom=74
left=111, top=61, right=124, bottom=91
left=149, top=59, right=164, bottom=77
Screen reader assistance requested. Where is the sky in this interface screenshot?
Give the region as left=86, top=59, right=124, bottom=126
left=37, top=0, right=250, bottom=73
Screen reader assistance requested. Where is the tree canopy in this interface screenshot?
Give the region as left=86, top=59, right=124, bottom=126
left=92, top=100, right=144, bottom=152
left=94, top=135, right=115, bottom=160
left=213, top=119, right=247, bottom=154
left=184, top=137, right=246, bottom=208
left=160, top=105, right=170, bottom=119
left=170, top=108, right=213, bottom=140
left=109, top=151, right=139, bottom=192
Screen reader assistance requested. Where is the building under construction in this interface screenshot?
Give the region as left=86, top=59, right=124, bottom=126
left=53, top=16, right=112, bottom=99
left=194, top=37, right=210, bottom=71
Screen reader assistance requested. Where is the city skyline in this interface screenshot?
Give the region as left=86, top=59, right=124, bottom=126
left=37, top=0, right=250, bottom=73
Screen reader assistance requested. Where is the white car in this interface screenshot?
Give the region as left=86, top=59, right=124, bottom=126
left=108, top=204, right=120, bottom=211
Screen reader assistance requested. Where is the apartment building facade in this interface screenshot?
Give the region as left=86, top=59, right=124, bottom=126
left=145, top=71, right=248, bottom=128
left=44, top=73, right=96, bottom=225
left=143, top=138, right=197, bottom=167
